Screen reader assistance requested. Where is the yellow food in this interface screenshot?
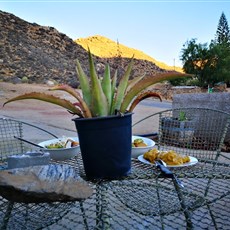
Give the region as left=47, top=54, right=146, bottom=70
left=143, top=148, right=158, bottom=163
left=65, top=139, right=79, bottom=148
left=46, top=139, right=79, bottom=149
left=71, top=141, right=79, bottom=147
left=132, top=138, right=147, bottom=147
left=143, top=149, right=190, bottom=165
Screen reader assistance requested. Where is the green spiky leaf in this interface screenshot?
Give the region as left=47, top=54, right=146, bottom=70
left=111, top=59, right=134, bottom=114
left=120, top=72, right=192, bottom=113
left=88, top=50, right=108, bottom=116
left=101, top=64, right=112, bottom=110
left=126, top=74, right=145, bottom=93
left=109, top=69, right=118, bottom=114
left=76, top=59, right=91, bottom=106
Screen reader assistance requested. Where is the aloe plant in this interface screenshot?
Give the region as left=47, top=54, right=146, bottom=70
left=3, top=50, right=191, bottom=118
left=178, top=111, right=187, bottom=121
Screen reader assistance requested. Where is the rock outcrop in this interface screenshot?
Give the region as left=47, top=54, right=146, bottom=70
left=0, top=10, right=168, bottom=87
left=0, top=10, right=89, bottom=86
left=0, top=164, right=93, bottom=203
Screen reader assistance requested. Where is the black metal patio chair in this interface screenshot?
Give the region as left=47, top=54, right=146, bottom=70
left=118, top=107, right=230, bottom=229
left=0, top=117, right=79, bottom=229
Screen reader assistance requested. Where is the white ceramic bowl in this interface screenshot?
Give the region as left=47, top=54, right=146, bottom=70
left=38, top=137, right=80, bottom=161
left=132, top=135, right=155, bottom=158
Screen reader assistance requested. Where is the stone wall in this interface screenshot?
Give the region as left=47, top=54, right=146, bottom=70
left=172, top=92, right=230, bottom=113
left=172, top=92, right=230, bottom=143
left=149, top=84, right=205, bottom=100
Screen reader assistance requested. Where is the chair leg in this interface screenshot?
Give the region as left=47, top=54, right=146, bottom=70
left=1, top=201, right=14, bottom=230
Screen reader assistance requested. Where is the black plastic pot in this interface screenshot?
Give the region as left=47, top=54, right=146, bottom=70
left=161, top=117, right=195, bottom=145
left=72, top=113, right=132, bottom=179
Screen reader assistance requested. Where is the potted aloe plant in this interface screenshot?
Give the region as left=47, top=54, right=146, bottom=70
left=3, top=50, right=191, bottom=179
left=161, top=110, right=195, bottom=146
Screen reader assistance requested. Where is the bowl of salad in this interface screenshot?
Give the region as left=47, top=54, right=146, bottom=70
left=38, top=137, right=80, bottom=161
left=132, top=135, right=155, bottom=158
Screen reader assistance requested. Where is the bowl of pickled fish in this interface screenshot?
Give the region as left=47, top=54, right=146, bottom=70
left=131, top=135, right=155, bottom=158
left=38, top=137, right=80, bottom=161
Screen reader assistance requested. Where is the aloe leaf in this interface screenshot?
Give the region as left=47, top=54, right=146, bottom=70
left=101, top=64, right=112, bottom=110
left=88, top=50, right=108, bottom=116
left=111, top=59, right=134, bottom=114
left=109, top=69, right=118, bottom=114
left=76, top=59, right=91, bottom=106
left=126, top=73, right=146, bottom=93
left=49, top=84, right=92, bottom=118
left=3, top=92, right=83, bottom=117
left=120, top=72, right=192, bottom=113
left=128, top=91, right=162, bottom=112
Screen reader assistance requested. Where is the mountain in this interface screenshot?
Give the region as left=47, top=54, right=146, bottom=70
left=0, top=10, right=178, bottom=87
left=0, top=10, right=89, bottom=86
left=75, top=35, right=182, bottom=73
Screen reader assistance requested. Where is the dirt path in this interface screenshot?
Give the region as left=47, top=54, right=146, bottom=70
left=0, top=82, right=165, bottom=137
left=0, top=82, right=81, bottom=136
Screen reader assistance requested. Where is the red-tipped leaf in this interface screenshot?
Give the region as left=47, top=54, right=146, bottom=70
left=3, top=92, right=83, bottom=117
left=49, top=84, right=92, bottom=118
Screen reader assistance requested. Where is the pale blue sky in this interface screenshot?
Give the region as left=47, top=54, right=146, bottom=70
left=1, top=0, right=229, bottom=67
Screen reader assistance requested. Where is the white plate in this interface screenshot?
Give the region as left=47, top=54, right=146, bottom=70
left=137, top=154, right=198, bottom=168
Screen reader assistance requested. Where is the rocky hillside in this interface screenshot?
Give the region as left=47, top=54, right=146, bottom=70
left=0, top=10, right=173, bottom=87
left=76, top=35, right=183, bottom=73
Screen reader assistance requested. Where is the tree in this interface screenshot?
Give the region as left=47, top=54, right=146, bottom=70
left=215, top=12, right=230, bottom=45
left=180, top=39, right=230, bottom=87
left=180, top=39, right=214, bottom=87
left=209, top=42, right=230, bottom=84
left=180, top=12, right=230, bottom=87
left=212, top=12, right=230, bottom=85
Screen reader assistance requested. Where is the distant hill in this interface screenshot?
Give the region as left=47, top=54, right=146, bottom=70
left=0, top=10, right=179, bottom=87
left=75, top=35, right=183, bottom=73
left=0, top=10, right=90, bottom=86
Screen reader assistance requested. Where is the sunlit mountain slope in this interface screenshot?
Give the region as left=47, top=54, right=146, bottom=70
left=75, top=35, right=183, bottom=73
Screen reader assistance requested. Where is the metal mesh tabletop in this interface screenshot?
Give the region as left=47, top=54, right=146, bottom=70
left=1, top=154, right=230, bottom=229
left=1, top=110, right=230, bottom=230
left=43, top=155, right=230, bottom=230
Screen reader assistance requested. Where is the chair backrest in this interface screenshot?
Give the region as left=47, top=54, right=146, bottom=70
left=133, top=108, right=230, bottom=161
left=0, top=118, right=25, bottom=162
left=0, top=117, right=58, bottom=165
